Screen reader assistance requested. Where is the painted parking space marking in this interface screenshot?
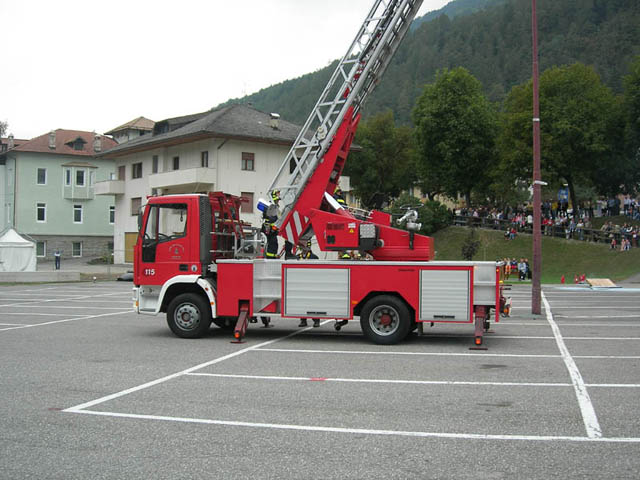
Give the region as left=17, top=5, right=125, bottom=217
left=542, top=292, right=602, bottom=439
left=0, top=310, right=133, bottom=332
left=57, top=284, right=640, bottom=444
left=256, top=348, right=640, bottom=360
left=187, top=372, right=573, bottom=387
left=68, top=409, right=640, bottom=443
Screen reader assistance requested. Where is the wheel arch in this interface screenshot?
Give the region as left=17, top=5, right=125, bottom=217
left=353, top=291, right=415, bottom=321
left=158, top=275, right=216, bottom=314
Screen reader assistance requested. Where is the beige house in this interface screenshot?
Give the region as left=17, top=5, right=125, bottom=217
left=97, top=105, right=306, bottom=263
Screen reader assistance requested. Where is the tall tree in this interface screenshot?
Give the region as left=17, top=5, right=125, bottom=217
left=499, top=63, right=621, bottom=207
left=0, top=120, right=7, bottom=138
left=344, top=110, right=415, bottom=210
left=412, top=67, right=498, bottom=206
left=623, top=55, right=640, bottom=164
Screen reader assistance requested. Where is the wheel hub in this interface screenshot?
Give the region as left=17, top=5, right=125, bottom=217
left=175, top=304, right=200, bottom=331
left=370, top=306, right=399, bottom=335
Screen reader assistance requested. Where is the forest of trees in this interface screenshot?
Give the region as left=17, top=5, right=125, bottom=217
left=217, top=0, right=640, bottom=126
left=344, top=57, right=640, bottom=226
left=216, top=0, right=640, bottom=228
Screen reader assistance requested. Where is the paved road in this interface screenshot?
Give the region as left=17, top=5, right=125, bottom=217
left=1, top=282, right=639, bottom=479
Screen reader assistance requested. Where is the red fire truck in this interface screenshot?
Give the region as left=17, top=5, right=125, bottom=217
left=132, top=0, right=506, bottom=345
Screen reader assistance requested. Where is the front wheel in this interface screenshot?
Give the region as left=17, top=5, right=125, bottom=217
left=359, top=295, right=411, bottom=345
left=167, top=293, right=211, bottom=338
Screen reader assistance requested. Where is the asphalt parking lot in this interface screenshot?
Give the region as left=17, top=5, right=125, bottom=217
left=1, top=281, right=639, bottom=479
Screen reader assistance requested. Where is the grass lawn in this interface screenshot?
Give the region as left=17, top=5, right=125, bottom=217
left=431, top=226, right=640, bottom=283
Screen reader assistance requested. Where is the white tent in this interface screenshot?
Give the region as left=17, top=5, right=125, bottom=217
left=0, top=228, right=37, bottom=272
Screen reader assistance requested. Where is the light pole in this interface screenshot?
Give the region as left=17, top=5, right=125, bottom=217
left=531, top=0, right=542, bottom=314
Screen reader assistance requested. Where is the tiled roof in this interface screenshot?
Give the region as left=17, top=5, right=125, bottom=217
left=100, top=104, right=302, bottom=157
left=104, top=116, right=155, bottom=135
left=9, top=129, right=117, bottom=156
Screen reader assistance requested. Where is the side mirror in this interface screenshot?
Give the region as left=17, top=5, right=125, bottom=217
left=137, top=213, right=143, bottom=232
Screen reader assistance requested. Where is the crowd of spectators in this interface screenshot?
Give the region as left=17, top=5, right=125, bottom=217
left=454, top=197, right=639, bottom=250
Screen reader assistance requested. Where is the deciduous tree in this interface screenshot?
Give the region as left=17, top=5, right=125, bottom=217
left=412, top=67, right=498, bottom=206
left=345, top=110, right=415, bottom=210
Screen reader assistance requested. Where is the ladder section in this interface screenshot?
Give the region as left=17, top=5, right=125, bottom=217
left=269, top=0, right=424, bottom=233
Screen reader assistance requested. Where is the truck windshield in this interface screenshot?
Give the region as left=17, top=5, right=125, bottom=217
left=143, top=203, right=188, bottom=242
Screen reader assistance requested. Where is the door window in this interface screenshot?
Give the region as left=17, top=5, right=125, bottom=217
left=141, top=203, right=188, bottom=262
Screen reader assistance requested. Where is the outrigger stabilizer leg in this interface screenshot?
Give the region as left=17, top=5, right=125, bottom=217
left=472, top=306, right=488, bottom=348
left=232, top=302, right=250, bottom=344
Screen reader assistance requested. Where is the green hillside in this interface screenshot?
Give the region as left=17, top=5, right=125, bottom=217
left=432, top=226, right=640, bottom=283
left=217, top=0, right=640, bottom=125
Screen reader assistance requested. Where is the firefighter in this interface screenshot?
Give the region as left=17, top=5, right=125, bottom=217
left=333, top=186, right=346, bottom=207
left=262, top=190, right=280, bottom=259
left=298, top=240, right=320, bottom=328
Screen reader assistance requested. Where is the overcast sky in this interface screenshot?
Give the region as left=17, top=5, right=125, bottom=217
left=2, top=0, right=451, bottom=139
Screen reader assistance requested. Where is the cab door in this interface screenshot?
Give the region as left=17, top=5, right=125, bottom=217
left=138, top=199, right=196, bottom=285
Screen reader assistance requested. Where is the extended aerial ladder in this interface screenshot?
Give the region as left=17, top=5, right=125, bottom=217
left=267, top=0, right=430, bottom=260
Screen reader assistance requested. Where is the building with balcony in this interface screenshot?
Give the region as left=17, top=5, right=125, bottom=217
left=98, top=105, right=305, bottom=263
left=0, top=129, right=117, bottom=261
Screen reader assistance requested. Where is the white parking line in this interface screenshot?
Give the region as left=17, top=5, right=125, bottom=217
left=257, top=348, right=561, bottom=358
left=187, top=372, right=572, bottom=387
left=68, top=409, right=640, bottom=443
left=256, top=348, right=640, bottom=360
left=0, top=312, right=96, bottom=317
left=63, top=326, right=314, bottom=412
left=542, top=292, right=602, bottom=439
left=0, top=310, right=133, bottom=332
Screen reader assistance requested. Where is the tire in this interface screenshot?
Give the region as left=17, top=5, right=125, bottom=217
left=167, top=293, right=212, bottom=338
left=359, top=295, right=411, bottom=345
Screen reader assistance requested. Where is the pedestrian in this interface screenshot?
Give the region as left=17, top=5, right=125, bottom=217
left=518, top=258, right=527, bottom=281
left=54, top=249, right=61, bottom=270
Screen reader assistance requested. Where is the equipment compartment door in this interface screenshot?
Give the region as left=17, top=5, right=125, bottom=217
left=284, top=267, right=349, bottom=318
left=419, top=268, right=472, bottom=323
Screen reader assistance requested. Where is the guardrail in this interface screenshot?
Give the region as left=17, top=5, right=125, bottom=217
left=452, top=215, right=634, bottom=245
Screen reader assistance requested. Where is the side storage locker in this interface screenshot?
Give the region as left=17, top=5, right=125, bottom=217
left=419, top=268, right=472, bottom=323
left=283, top=266, right=350, bottom=318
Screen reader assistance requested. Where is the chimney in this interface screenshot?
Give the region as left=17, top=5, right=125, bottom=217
left=93, top=135, right=102, bottom=152
left=49, top=131, right=56, bottom=149
left=270, top=113, right=280, bottom=130
left=8, top=134, right=14, bottom=149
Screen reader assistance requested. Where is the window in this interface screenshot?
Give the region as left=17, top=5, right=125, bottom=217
left=173, top=156, right=180, bottom=170
left=73, top=204, right=83, bottom=223
left=141, top=203, right=188, bottom=262
left=152, top=155, right=159, bottom=174
left=132, top=162, right=142, bottom=179
left=65, top=168, right=71, bottom=186
left=36, top=203, right=46, bottom=222
left=118, top=165, right=125, bottom=181
left=240, top=192, right=254, bottom=213
left=37, top=168, right=47, bottom=185
left=201, top=151, right=209, bottom=168
left=241, top=152, right=255, bottom=171
left=72, top=241, right=82, bottom=257
left=131, top=197, right=142, bottom=216
left=109, top=206, right=115, bottom=224
left=36, top=241, right=46, bottom=257
left=76, top=169, right=85, bottom=186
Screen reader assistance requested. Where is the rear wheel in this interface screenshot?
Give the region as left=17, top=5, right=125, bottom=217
left=167, top=293, right=211, bottom=338
left=359, top=295, right=411, bottom=345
